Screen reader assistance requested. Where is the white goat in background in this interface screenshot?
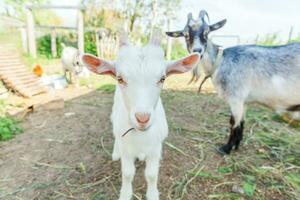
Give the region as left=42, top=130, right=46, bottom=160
left=82, top=30, right=200, bottom=200
left=61, top=44, right=89, bottom=86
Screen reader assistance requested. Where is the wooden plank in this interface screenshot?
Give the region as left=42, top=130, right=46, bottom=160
left=0, top=67, right=28, bottom=72
left=10, top=76, right=40, bottom=84
left=0, top=55, right=20, bottom=60
left=0, top=43, right=46, bottom=98
left=1, top=71, right=33, bottom=76
left=10, top=77, right=38, bottom=83
left=22, top=87, right=46, bottom=96
left=0, top=62, right=24, bottom=66
left=1, top=74, right=37, bottom=81
left=0, top=66, right=29, bottom=71
left=14, top=81, right=40, bottom=88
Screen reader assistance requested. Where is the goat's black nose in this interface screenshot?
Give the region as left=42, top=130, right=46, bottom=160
left=193, top=48, right=202, bottom=53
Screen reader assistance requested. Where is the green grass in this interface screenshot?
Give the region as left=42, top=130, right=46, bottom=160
left=0, top=117, right=23, bottom=141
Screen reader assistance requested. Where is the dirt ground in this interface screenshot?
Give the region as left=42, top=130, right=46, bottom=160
left=0, top=75, right=299, bottom=200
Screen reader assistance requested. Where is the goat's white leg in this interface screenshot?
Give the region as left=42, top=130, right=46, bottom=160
left=219, top=99, right=245, bottom=155
left=119, top=156, right=135, bottom=200
left=112, top=139, right=120, bottom=161
left=145, top=154, right=160, bottom=200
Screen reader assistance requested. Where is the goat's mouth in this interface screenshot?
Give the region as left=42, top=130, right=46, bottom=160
left=136, top=125, right=150, bottom=131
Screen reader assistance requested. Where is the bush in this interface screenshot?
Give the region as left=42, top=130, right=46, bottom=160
left=257, top=33, right=281, bottom=46
left=37, top=33, right=76, bottom=58
left=37, top=31, right=98, bottom=58
left=84, top=31, right=97, bottom=55
left=170, top=41, right=187, bottom=60
left=0, top=117, right=22, bottom=141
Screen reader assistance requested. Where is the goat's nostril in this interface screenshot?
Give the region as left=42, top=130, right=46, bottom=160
left=135, top=113, right=150, bottom=124
left=193, top=48, right=202, bottom=53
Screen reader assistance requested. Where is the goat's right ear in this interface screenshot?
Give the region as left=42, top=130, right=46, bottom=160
left=166, top=53, right=201, bottom=76
left=82, top=54, right=116, bottom=77
left=166, top=30, right=185, bottom=38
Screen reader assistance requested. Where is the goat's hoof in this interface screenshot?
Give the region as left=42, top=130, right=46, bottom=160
left=146, top=190, right=159, bottom=200
left=216, top=145, right=231, bottom=155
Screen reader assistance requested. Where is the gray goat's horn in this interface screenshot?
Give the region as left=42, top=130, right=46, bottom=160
left=199, top=10, right=210, bottom=23
left=187, top=12, right=193, bottom=20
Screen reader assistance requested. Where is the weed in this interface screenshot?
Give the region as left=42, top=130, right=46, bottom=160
left=96, top=84, right=116, bottom=94
left=0, top=117, right=23, bottom=141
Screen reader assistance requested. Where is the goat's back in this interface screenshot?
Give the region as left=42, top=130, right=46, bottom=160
left=213, top=42, right=300, bottom=110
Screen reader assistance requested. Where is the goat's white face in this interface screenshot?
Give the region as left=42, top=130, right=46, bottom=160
left=82, top=32, right=200, bottom=131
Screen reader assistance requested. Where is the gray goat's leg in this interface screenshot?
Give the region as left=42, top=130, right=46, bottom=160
left=218, top=99, right=245, bottom=155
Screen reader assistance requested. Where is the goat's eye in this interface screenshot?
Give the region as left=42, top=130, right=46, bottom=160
left=203, top=29, right=209, bottom=36
left=158, top=76, right=166, bottom=84
left=117, top=77, right=126, bottom=85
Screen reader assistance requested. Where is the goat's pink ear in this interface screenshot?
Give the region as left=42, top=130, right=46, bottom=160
left=166, top=53, right=200, bottom=76
left=82, top=54, right=116, bottom=76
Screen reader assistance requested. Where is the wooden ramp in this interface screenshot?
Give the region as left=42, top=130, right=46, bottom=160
left=0, top=44, right=47, bottom=98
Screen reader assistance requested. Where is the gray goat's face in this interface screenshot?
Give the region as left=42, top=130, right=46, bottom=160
left=166, top=10, right=226, bottom=57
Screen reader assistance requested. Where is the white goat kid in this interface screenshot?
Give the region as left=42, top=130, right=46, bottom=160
left=82, top=32, right=200, bottom=200
left=61, top=44, right=86, bottom=86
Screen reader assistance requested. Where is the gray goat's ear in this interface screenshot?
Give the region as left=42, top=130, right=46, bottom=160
left=209, top=19, right=227, bottom=31
left=166, top=31, right=185, bottom=38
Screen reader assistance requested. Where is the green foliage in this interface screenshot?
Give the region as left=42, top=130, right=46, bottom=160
left=37, top=32, right=76, bottom=58
left=217, top=166, right=233, bottom=174
left=96, top=84, right=116, bottom=94
left=84, top=31, right=97, bottom=55
left=257, top=33, right=281, bottom=46
left=289, top=35, right=300, bottom=43
left=243, top=175, right=256, bottom=197
left=0, top=117, right=22, bottom=141
left=37, top=31, right=97, bottom=58
left=285, top=173, right=300, bottom=191
left=171, top=41, right=187, bottom=60
left=0, top=99, right=8, bottom=116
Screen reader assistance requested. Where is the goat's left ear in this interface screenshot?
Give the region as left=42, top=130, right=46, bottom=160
left=209, top=19, right=227, bottom=31
left=166, top=53, right=201, bottom=76
left=82, top=54, right=116, bottom=77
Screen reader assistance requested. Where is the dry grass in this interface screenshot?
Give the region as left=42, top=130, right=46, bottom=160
left=0, top=73, right=299, bottom=200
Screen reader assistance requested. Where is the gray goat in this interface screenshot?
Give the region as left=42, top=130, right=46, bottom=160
left=166, top=10, right=300, bottom=155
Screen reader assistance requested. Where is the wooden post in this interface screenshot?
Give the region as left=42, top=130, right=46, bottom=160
left=149, top=0, right=158, bottom=38
left=19, top=27, right=28, bottom=53
left=77, top=9, right=84, bottom=53
left=26, top=7, right=36, bottom=58
left=255, top=34, right=259, bottom=44
left=166, top=19, right=172, bottom=60
left=287, top=26, right=293, bottom=43
left=51, top=28, right=57, bottom=57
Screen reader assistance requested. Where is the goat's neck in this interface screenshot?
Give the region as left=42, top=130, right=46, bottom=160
left=201, top=40, right=220, bottom=76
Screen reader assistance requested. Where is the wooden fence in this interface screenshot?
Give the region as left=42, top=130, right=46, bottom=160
left=96, top=32, right=119, bottom=59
